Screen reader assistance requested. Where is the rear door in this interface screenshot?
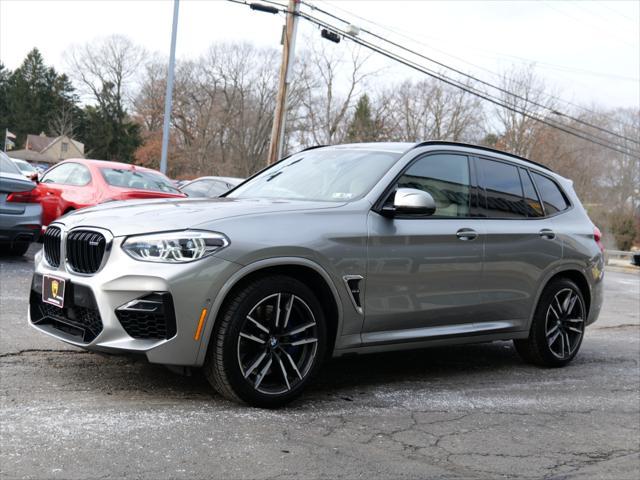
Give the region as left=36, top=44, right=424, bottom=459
left=364, top=153, right=485, bottom=342
left=474, top=156, right=562, bottom=331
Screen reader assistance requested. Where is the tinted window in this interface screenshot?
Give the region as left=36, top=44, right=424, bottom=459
left=182, top=180, right=213, bottom=197
left=41, top=163, right=88, bottom=185
left=520, top=168, right=543, bottom=217
left=101, top=168, right=179, bottom=194
left=477, top=158, right=525, bottom=218
left=396, top=154, right=470, bottom=217
left=532, top=172, right=569, bottom=215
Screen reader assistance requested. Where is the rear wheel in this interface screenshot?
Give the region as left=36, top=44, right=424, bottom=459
left=514, top=278, right=586, bottom=367
left=204, top=275, right=327, bottom=408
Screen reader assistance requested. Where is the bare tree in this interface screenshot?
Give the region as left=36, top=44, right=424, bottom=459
left=380, top=78, right=484, bottom=143
left=48, top=103, right=77, bottom=138
left=66, top=35, right=146, bottom=111
left=290, top=42, right=373, bottom=147
left=494, top=65, right=555, bottom=157
left=136, top=43, right=280, bottom=177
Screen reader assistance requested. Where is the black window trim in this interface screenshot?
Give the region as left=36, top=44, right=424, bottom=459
left=518, top=166, right=546, bottom=218
left=372, top=150, right=473, bottom=220
left=528, top=168, right=573, bottom=218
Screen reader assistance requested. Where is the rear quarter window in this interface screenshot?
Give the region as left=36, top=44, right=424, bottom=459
left=531, top=172, right=570, bottom=215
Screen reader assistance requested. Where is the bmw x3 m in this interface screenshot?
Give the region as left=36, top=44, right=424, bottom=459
left=29, top=142, right=604, bottom=407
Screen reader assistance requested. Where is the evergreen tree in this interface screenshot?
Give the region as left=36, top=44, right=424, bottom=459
left=0, top=49, right=82, bottom=148
left=80, top=82, right=141, bottom=162
left=346, top=94, right=379, bottom=143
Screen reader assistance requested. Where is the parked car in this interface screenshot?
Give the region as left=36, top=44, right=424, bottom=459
left=11, top=158, right=39, bottom=180
left=29, top=142, right=604, bottom=407
left=8, top=158, right=184, bottom=227
left=180, top=176, right=243, bottom=198
left=0, top=152, right=41, bottom=255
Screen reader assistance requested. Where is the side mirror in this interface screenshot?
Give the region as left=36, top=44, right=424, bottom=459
left=386, top=188, right=436, bottom=217
left=28, top=172, right=39, bottom=183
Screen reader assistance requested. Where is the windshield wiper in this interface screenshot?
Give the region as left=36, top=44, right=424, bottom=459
left=266, top=171, right=282, bottom=182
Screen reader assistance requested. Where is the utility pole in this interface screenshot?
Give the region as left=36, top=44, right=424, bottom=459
left=267, top=0, right=300, bottom=165
left=160, top=0, right=180, bottom=175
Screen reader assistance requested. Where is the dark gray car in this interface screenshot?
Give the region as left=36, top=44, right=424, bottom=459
left=1, top=152, right=42, bottom=255
left=29, top=142, right=604, bottom=407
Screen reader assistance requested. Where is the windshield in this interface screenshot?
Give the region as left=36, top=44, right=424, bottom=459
left=228, top=148, right=401, bottom=202
left=17, top=161, right=36, bottom=173
left=100, top=168, right=179, bottom=194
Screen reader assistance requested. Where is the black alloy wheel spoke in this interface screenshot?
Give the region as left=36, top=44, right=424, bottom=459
left=237, top=292, right=318, bottom=395
left=545, top=288, right=585, bottom=360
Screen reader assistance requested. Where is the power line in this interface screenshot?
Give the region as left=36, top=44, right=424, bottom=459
left=315, top=0, right=639, bottom=83
left=294, top=8, right=640, bottom=158
left=313, top=0, right=639, bottom=128
left=227, top=0, right=640, bottom=158
left=300, top=0, right=640, bottom=146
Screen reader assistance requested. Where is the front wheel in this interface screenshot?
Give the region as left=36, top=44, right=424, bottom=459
left=514, top=278, right=587, bottom=367
left=204, top=275, right=327, bottom=408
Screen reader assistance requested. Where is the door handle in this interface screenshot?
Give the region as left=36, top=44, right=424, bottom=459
left=456, top=228, right=478, bottom=241
left=539, top=229, right=555, bottom=239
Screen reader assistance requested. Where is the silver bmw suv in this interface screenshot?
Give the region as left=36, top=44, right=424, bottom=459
left=30, top=142, right=604, bottom=407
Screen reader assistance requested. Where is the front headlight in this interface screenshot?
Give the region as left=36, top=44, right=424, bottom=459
left=122, top=230, right=229, bottom=263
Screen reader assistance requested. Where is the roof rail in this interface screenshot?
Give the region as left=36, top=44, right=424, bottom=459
left=411, top=141, right=553, bottom=172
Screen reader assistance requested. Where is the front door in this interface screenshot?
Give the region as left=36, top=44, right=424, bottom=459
left=363, top=153, right=485, bottom=343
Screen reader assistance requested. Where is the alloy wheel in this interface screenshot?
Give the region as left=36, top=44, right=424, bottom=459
left=236, top=293, right=318, bottom=395
left=545, top=288, right=585, bottom=360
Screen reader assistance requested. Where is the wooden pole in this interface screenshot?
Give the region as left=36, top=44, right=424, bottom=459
left=267, top=0, right=300, bottom=165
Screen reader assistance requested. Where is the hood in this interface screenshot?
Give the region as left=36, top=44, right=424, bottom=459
left=56, top=197, right=344, bottom=236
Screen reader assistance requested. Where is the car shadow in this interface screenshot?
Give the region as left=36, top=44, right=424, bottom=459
left=68, top=340, right=525, bottom=405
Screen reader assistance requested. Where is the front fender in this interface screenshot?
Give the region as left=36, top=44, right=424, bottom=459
left=194, top=256, right=346, bottom=366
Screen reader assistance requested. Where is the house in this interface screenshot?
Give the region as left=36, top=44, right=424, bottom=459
left=9, top=133, right=85, bottom=165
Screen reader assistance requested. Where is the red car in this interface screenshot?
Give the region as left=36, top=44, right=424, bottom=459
left=7, top=158, right=185, bottom=227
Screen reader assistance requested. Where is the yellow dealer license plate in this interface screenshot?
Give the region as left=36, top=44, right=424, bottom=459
left=42, top=275, right=66, bottom=308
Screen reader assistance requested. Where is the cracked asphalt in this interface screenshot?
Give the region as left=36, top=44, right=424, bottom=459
left=1, top=245, right=639, bottom=479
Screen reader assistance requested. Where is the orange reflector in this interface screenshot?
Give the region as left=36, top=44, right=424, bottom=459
left=194, top=308, right=208, bottom=341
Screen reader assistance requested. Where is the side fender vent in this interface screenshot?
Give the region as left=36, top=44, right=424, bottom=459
left=343, top=275, right=364, bottom=314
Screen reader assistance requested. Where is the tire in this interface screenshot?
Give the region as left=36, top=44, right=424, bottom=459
left=2, top=242, right=30, bottom=256
left=514, top=278, right=587, bottom=367
left=203, top=275, right=327, bottom=408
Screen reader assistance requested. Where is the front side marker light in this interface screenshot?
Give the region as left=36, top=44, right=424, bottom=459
left=194, top=308, right=208, bottom=341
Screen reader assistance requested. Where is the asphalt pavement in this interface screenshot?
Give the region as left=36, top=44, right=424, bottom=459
left=1, top=245, right=639, bottom=479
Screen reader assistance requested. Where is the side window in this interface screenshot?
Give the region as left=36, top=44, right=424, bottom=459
left=41, top=163, right=91, bottom=186
left=396, top=154, right=470, bottom=217
left=182, top=180, right=213, bottom=197
left=520, top=168, right=544, bottom=217
left=531, top=172, right=569, bottom=215
left=65, top=164, right=91, bottom=186
left=477, top=158, right=526, bottom=218
left=40, top=163, right=77, bottom=184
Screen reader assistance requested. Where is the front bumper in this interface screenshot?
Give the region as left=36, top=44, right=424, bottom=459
left=29, top=237, right=242, bottom=366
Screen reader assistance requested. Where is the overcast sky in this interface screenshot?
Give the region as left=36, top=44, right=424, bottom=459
left=1, top=0, right=638, bottom=110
